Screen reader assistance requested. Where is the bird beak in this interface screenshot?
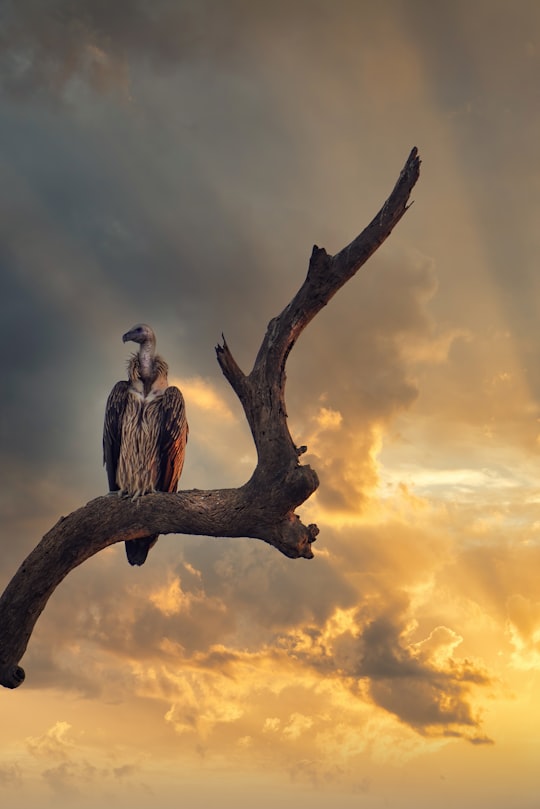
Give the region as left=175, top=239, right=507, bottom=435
left=122, top=331, right=131, bottom=343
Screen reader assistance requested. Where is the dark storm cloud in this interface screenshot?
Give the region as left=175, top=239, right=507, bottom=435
left=0, top=0, right=340, bottom=101
left=0, top=0, right=198, bottom=99
left=355, top=614, right=491, bottom=739
left=401, top=0, right=540, bottom=402
left=0, top=0, right=428, bottom=506
left=0, top=0, right=315, bottom=419
left=279, top=600, right=492, bottom=742
left=0, top=51, right=268, bottom=526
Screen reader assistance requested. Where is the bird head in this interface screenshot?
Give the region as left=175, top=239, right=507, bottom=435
left=122, top=323, right=156, bottom=346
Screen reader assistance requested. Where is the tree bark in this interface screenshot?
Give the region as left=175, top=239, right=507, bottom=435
left=0, top=148, right=421, bottom=689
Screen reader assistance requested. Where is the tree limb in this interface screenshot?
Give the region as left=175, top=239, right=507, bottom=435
left=0, top=147, right=421, bottom=689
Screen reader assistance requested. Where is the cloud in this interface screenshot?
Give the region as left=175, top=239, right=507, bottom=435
left=0, top=2, right=353, bottom=96
left=275, top=597, right=492, bottom=743
left=175, top=376, right=235, bottom=422
left=13, top=459, right=498, bottom=753
left=286, top=249, right=464, bottom=520
left=282, top=712, right=314, bottom=740
left=357, top=614, right=491, bottom=738
left=506, top=594, right=540, bottom=670
left=16, top=507, right=494, bottom=749
left=170, top=376, right=255, bottom=489
left=0, top=0, right=175, bottom=101
left=163, top=672, right=245, bottom=738
left=0, top=0, right=350, bottom=107
left=0, top=763, right=22, bottom=788
left=26, top=721, right=75, bottom=760
left=22, top=720, right=153, bottom=803
left=149, top=574, right=195, bottom=617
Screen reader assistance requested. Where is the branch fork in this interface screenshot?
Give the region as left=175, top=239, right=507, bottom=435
left=0, top=148, right=421, bottom=688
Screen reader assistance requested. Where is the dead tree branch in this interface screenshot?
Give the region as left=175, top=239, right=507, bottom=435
left=0, top=147, right=421, bottom=689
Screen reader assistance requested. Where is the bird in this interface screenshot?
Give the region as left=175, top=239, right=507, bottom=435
left=103, top=324, right=188, bottom=565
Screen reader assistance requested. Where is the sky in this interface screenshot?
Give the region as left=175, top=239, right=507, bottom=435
left=1, top=0, right=540, bottom=806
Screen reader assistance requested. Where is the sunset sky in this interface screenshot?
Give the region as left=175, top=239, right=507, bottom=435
left=2, top=1, right=540, bottom=807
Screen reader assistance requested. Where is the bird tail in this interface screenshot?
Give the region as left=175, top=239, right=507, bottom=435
left=125, top=535, right=159, bottom=566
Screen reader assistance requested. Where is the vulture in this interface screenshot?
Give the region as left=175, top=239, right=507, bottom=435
left=103, top=324, right=188, bottom=565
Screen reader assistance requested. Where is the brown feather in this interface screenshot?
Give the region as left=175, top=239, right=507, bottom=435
left=103, top=350, right=188, bottom=565
left=103, top=381, right=130, bottom=492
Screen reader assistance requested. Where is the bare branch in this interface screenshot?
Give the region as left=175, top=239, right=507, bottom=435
left=0, top=148, right=420, bottom=689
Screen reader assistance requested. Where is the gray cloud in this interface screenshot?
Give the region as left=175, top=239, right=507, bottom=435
left=0, top=0, right=345, bottom=104
left=277, top=598, right=492, bottom=742
left=0, top=0, right=435, bottom=521
left=0, top=0, right=195, bottom=100
left=356, top=613, right=491, bottom=739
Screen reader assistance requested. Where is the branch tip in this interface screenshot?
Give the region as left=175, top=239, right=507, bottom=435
left=0, top=664, right=25, bottom=689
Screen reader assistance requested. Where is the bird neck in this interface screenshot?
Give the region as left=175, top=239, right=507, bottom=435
left=138, top=340, right=156, bottom=382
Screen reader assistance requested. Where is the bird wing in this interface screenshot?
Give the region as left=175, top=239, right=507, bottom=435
left=157, top=386, right=189, bottom=492
left=103, top=380, right=130, bottom=491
